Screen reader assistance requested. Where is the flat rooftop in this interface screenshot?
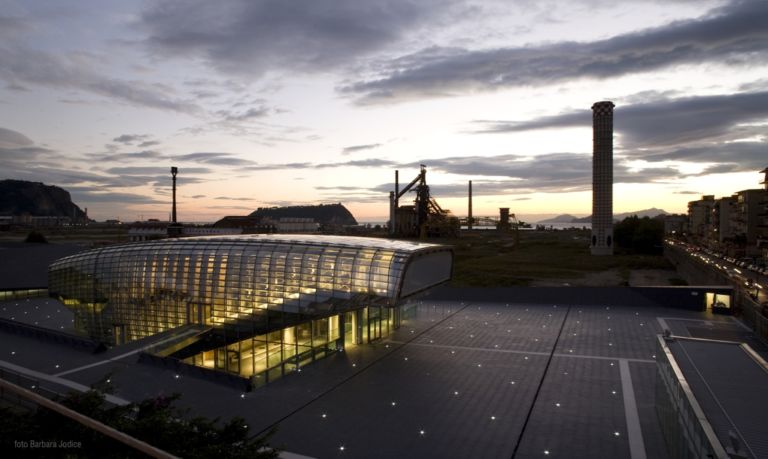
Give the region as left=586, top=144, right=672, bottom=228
left=1, top=287, right=765, bottom=458
left=666, top=337, right=768, bottom=459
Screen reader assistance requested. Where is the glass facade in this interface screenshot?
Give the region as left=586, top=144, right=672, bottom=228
left=48, top=234, right=451, bottom=382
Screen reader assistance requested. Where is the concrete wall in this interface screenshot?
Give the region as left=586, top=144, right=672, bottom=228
left=422, top=285, right=724, bottom=311
left=664, top=244, right=732, bottom=286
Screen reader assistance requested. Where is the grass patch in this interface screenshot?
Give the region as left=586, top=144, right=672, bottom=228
left=448, top=229, right=673, bottom=287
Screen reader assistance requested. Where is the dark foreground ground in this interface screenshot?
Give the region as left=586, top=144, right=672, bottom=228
left=2, top=287, right=763, bottom=458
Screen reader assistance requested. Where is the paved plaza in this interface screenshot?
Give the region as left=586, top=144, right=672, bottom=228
left=2, top=287, right=762, bottom=458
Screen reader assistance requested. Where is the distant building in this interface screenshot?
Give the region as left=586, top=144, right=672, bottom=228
left=711, top=196, right=736, bottom=249
left=128, top=223, right=243, bottom=242
left=591, top=101, right=614, bottom=256
left=663, top=214, right=688, bottom=235
left=731, top=189, right=768, bottom=257
left=263, top=217, right=319, bottom=233
left=759, top=167, right=768, bottom=260
left=687, top=195, right=715, bottom=243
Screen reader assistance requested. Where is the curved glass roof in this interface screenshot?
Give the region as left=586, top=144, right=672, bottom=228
left=178, top=234, right=446, bottom=252
left=49, top=235, right=452, bottom=345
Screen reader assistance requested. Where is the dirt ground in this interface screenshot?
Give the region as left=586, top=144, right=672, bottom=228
left=628, top=269, right=681, bottom=286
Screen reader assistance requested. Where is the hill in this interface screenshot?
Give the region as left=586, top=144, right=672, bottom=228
left=0, top=179, right=87, bottom=219
left=540, top=208, right=668, bottom=224
left=249, top=203, right=357, bottom=226
left=537, top=214, right=579, bottom=224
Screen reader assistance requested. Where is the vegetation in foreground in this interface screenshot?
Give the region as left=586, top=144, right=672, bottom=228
left=449, top=227, right=673, bottom=287
left=0, top=388, right=279, bottom=459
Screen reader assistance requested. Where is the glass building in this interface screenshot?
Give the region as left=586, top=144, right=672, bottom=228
left=49, top=234, right=452, bottom=385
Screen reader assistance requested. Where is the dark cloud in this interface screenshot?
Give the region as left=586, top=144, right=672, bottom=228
left=474, top=90, right=768, bottom=148
left=674, top=190, right=701, bottom=195
left=142, top=0, right=459, bottom=76
left=635, top=141, right=768, bottom=173
left=242, top=157, right=396, bottom=171
left=104, top=166, right=211, bottom=175
left=87, top=150, right=164, bottom=163
left=0, top=126, right=34, bottom=148
left=342, top=143, right=381, bottom=155
left=173, top=152, right=255, bottom=166
left=0, top=45, right=200, bottom=113
left=113, top=134, right=150, bottom=144
left=342, top=1, right=768, bottom=102
left=0, top=16, right=30, bottom=38
left=138, top=140, right=160, bottom=148
left=316, top=152, right=686, bottom=201
left=67, top=188, right=164, bottom=204
left=218, top=106, right=272, bottom=122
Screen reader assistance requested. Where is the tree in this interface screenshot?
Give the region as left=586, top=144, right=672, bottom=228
left=0, top=390, right=279, bottom=458
left=613, top=215, right=664, bottom=254
left=24, top=230, right=48, bottom=243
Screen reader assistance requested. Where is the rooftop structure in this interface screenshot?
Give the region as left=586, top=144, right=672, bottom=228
left=47, top=234, right=452, bottom=386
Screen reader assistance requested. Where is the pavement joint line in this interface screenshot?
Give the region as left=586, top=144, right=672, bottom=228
left=730, top=316, right=754, bottom=332
left=677, top=340, right=756, bottom=459
left=511, top=305, right=572, bottom=459
left=54, top=327, right=200, bottom=377
left=656, top=317, right=671, bottom=333
left=251, top=301, right=475, bottom=438
left=0, top=359, right=130, bottom=406
left=619, top=359, right=647, bottom=459
left=387, top=340, right=655, bottom=364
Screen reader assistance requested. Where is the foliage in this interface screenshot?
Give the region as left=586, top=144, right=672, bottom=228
left=24, top=230, right=48, bottom=243
left=613, top=216, right=664, bottom=255
left=0, top=390, right=279, bottom=459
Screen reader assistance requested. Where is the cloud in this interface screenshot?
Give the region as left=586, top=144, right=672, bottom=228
left=214, top=196, right=255, bottom=201
left=0, top=45, right=200, bottom=113
left=173, top=152, right=255, bottom=166
left=0, top=16, right=30, bottom=38
left=314, top=152, right=687, bottom=201
left=142, top=0, right=460, bottom=77
left=218, top=106, right=272, bottom=122
left=242, top=157, right=396, bottom=171
left=473, top=90, right=768, bottom=148
left=342, top=1, right=768, bottom=102
left=0, top=126, right=34, bottom=148
left=87, top=150, right=165, bottom=163
left=342, top=143, right=381, bottom=155
left=66, top=187, right=165, bottom=204
left=104, top=166, right=211, bottom=175
left=634, top=141, right=768, bottom=172
left=113, top=134, right=151, bottom=144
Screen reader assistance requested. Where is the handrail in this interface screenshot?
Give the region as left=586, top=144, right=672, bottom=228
left=0, top=378, right=177, bottom=459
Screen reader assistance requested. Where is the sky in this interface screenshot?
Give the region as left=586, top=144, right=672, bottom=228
left=1, top=0, right=767, bottom=223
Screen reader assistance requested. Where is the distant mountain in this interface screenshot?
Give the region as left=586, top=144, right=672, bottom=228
left=249, top=203, right=357, bottom=226
left=538, top=208, right=668, bottom=224
left=538, top=214, right=580, bottom=224
left=615, top=208, right=668, bottom=220
left=0, top=180, right=87, bottom=219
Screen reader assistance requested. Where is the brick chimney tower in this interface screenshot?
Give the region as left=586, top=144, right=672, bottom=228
left=591, top=101, right=614, bottom=256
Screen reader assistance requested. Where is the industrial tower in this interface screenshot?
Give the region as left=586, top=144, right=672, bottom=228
left=591, top=101, right=614, bottom=255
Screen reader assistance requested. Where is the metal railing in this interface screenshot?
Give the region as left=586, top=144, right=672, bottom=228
left=655, top=335, right=729, bottom=459
left=0, top=370, right=177, bottom=458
